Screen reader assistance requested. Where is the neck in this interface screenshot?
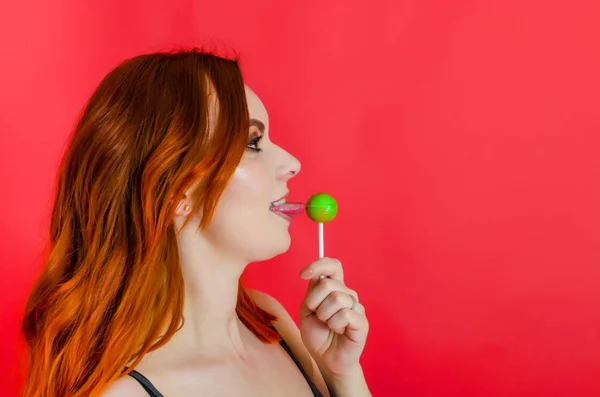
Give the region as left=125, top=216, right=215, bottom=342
left=179, top=257, right=246, bottom=353
left=164, top=226, right=251, bottom=360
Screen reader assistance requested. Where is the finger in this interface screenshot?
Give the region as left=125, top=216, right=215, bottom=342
left=315, top=290, right=355, bottom=323
left=299, top=257, right=344, bottom=283
left=303, top=278, right=352, bottom=313
left=327, top=308, right=369, bottom=343
left=352, top=302, right=366, bottom=315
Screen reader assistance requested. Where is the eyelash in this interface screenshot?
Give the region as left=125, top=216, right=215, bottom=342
left=247, top=135, right=263, bottom=152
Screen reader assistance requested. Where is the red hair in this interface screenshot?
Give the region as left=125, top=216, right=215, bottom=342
left=19, top=49, right=279, bottom=397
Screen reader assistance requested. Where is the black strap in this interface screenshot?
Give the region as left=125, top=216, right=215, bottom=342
left=126, top=369, right=164, bottom=397
left=278, top=338, right=325, bottom=397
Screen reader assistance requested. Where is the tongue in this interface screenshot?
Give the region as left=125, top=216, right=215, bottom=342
left=270, top=202, right=306, bottom=217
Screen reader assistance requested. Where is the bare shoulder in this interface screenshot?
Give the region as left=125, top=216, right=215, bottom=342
left=247, top=289, right=291, bottom=322
left=247, top=289, right=299, bottom=338
left=99, top=374, right=150, bottom=397
left=247, top=289, right=331, bottom=397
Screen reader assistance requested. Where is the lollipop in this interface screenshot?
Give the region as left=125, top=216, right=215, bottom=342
left=306, top=193, right=338, bottom=259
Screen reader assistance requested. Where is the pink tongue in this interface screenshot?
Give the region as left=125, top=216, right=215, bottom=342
left=271, top=202, right=306, bottom=217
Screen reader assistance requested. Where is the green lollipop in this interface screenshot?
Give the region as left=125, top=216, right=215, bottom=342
left=306, top=193, right=338, bottom=259
left=306, top=193, right=338, bottom=223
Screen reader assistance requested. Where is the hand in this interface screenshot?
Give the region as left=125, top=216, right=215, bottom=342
left=299, top=258, right=369, bottom=378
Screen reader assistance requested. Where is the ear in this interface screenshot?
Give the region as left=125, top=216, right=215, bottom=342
left=174, top=194, right=192, bottom=217
left=172, top=180, right=202, bottom=218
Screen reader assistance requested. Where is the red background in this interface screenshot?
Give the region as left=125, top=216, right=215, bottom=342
left=1, top=1, right=599, bottom=396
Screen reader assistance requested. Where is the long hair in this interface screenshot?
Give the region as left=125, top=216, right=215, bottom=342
left=19, top=49, right=279, bottom=397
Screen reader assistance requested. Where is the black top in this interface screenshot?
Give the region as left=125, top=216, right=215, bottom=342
left=126, top=338, right=325, bottom=397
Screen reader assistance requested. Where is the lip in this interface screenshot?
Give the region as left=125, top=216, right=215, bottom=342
left=272, top=211, right=292, bottom=222
left=270, top=192, right=289, bottom=205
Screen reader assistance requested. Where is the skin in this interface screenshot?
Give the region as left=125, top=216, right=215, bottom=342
left=102, top=86, right=371, bottom=397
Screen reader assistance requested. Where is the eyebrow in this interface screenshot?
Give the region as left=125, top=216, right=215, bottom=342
left=250, top=118, right=265, bottom=133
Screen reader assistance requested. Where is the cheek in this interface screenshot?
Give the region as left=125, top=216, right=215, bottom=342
left=205, top=159, right=274, bottom=249
left=203, top=157, right=290, bottom=260
left=219, top=159, right=271, bottom=212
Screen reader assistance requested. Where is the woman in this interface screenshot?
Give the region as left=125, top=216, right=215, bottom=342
left=20, top=49, right=370, bottom=397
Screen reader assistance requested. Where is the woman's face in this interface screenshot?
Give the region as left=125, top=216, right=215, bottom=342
left=198, top=86, right=302, bottom=263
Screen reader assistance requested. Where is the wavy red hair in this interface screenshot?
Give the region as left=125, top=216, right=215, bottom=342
left=19, top=49, right=279, bottom=397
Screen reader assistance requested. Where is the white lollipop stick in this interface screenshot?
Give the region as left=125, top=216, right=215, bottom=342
left=319, top=222, right=324, bottom=258
left=318, top=222, right=326, bottom=279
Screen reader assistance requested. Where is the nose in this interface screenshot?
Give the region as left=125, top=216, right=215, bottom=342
left=276, top=148, right=301, bottom=181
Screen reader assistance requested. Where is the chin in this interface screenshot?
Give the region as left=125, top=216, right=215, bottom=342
left=251, top=235, right=292, bottom=262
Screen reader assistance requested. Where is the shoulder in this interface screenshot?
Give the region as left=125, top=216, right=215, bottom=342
left=247, top=289, right=289, bottom=321
left=99, top=373, right=151, bottom=397
left=247, top=289, right=299, bottom=339
left=247, top=289, right=331, bottom=397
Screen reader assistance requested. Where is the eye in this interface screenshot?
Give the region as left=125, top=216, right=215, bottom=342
left=247, top=133, right=263, bottom=152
